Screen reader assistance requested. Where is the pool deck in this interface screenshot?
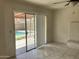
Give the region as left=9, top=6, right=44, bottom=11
left=16, top=38, right=35, bottom=49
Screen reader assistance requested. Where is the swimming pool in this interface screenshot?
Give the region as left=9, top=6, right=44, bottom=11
left=16, top=31, right=25, bottom=40
left=16, top=31, right=25, bottom=36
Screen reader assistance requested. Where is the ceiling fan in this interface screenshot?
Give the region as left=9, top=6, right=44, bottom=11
left=52, top=0, right=79, bottom=6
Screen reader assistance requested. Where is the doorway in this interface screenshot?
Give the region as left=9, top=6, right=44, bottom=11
left=14, top=12, right=37, bottom=55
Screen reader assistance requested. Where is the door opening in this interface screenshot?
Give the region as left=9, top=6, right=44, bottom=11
left=14, top=12, right=37, bottom=55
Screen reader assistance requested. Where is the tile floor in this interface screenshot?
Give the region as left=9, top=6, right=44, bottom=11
left=8, top=43, right=79, bottom=59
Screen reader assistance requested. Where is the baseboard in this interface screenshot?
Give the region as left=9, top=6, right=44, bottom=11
left=0, top=56, right=10, bottom=59
left=7, top=55, right=16, bottom=59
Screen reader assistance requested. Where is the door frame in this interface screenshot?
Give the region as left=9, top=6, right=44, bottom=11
left=14, top=11, right=37, bottom=55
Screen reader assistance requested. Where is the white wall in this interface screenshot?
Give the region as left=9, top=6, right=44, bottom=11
left=0, top=3, right=7, bottom=57
left=0, top=0, right=53, bottom=58
left=47, top=13, right=55, bottom=43
left=52, top=6, right=79, bottom=43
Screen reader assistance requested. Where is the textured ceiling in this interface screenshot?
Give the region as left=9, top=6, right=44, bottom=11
left=23, top=0, right=69, bottom=9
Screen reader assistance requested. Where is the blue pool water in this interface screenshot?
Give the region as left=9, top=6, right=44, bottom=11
left=16, top=31, right=25, bottom=36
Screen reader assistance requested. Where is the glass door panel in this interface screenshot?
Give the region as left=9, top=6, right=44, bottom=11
left=26, top=14, right=36, bottom=51
left=14, top=12, right=26, bottom=55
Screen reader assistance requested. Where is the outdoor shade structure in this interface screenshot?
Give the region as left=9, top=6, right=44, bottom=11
left=14, top=12, right=37, bottom=55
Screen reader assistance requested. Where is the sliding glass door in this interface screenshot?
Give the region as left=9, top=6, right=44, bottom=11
left=14, top=12, right=37, bottom=55
left=25, top=14, right=37, bottom=51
